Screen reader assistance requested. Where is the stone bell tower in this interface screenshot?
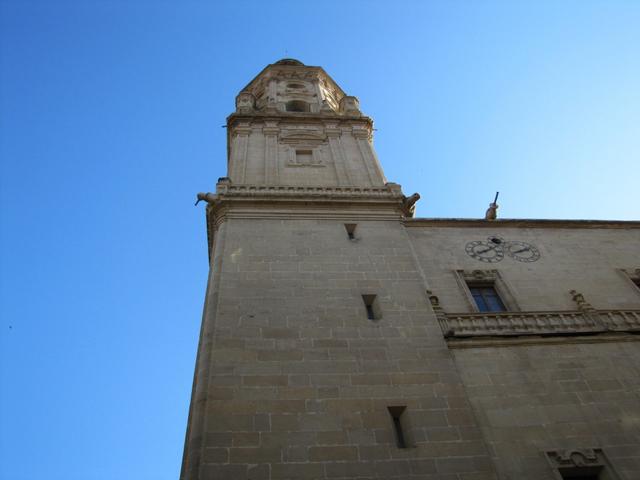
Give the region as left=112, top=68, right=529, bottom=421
left=181, top=60, right=495, bottom=480
left=229, top=58, right=386, bottom=188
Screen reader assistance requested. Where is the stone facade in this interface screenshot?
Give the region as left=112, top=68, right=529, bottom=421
left=181, top=60, right=640, bottom=480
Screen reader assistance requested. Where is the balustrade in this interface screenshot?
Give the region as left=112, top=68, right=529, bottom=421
left=438, top=309, right=640, bottom=338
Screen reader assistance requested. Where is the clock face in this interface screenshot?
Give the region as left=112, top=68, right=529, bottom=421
left=465, top=240, right=505, bottom=263
left=505, top=241, right=541, bottom=262
left=465, top=237, right=541, bottom=263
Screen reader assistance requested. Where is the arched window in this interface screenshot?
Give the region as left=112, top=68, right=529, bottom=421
left=285, top=100, right=310, bottom=112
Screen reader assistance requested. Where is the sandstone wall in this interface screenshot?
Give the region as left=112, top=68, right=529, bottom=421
left=192, top=218, right=495, bottom=480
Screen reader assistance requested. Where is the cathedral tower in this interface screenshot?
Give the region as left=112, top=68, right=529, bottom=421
left=181, top=59, right=496, bottom=480
left=183, top=59, right=640, bottom=480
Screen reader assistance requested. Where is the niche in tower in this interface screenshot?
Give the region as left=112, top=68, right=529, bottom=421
left=285, top=100, right=310, bottom=112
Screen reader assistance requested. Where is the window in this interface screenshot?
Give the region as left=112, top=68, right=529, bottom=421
left=387, top=406, right=409, bottom=448
left=288, top=147, right=323, bottom=167
left=469, top=286, right=506, bottom=312
left=285, top=100, right=310, bottom=112
left=344, top=223, right=357, bottom=240
left=362, top=294, right=380, bottom=320
left=454, top=270, right=520, bottom=312
left=295, top=150, right=313, bottom=165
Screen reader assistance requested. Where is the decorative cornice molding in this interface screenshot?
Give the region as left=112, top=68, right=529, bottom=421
left=437, top=308, right=640, bottom=341
left=545, top=448, right=621, bottom=480
left=447, top=332, right=640, bottom=348
left=196, top=181, right=417, bottom=255
left=227, top=113, right=374, bottom=129
left=404, top=218, right=640, bottom=229
left=217, top=183, right=402, bottom=198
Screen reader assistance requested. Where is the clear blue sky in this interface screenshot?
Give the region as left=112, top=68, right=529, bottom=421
left=1, top=1, right=638, bottom=479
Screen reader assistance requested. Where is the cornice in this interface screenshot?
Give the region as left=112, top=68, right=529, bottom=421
left=225, top=115, right=374, bottom=161
left=202, top=195, right=407, bottom=259
left=218, top=183, right=402, bottom=198
left=208, top=204, right=405, bottom=227
left=446, top=332, right=640, bottom=349
left=203, top=185, right=412, bottom=217
left=404, top=218, right=640, bottom=229
left=226, top=112, right=373, bottom=128
left=197, top=181, right=419, bottom=256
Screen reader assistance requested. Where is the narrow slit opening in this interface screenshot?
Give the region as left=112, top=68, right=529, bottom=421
left=344, top=223, right=357, bottom=240
left=362, top=294, right=379, bottom=320
left=387, top=406, right=408, bottom=448
left=366, top=304, right=375, bottom=320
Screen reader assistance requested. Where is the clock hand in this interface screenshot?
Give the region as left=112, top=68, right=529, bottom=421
left=513, top=247, right=530, bottom=254
left=477, top=246, right=495, bottom=254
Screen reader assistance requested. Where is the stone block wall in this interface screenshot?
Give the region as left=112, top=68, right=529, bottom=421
left=406, top=224, right=640, bottom=312
left=453, top=342, right=640, bottom=480
left=407, top=221, right=640, bottom=479
left=188, top=218, right=496, bottom=480
left=183, top=217, right=639, bottom=479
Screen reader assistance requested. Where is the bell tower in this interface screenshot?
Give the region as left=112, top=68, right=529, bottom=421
left=182, top=60, right=493, bottom=480
left=226, top=58, right=387, bottom=188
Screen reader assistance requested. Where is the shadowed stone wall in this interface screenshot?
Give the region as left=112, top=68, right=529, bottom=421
left=186, top=218, right=496, bottom=480
left=453, top=342, right=640, bottom=480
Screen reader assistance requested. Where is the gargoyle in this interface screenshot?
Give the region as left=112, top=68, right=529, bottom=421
left=194, top=192, right=216, bottom=206
left=402, top=193, right=420, bottom=211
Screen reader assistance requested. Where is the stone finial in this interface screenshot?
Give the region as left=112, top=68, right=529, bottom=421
left=570, top=290, right=595, bottom=312
left=485, top=192, right=499, bottom=220
left=426, top=290, right=441, bottom=310
left=235, top=92, right=255, bottom=113
left=485, top=202, right=498, bottom=220
left=339, top=96, right=361, bottom=116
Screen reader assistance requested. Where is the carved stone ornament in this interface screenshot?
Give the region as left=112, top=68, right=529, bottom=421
left=235, top=92, right=255, bottom=113
left=569, top=289, right=595, bottom=312
left=402, top=193, right=420, bottom=215
left=426, top=290, right=441, bottom=309
left=547, top=449, right=599, bottom=467
left=339, top=95, right=361, bottom=115
left=545, top=448, right=621, bottom=480
left=279, top=131, right=327, bottom=145
left=463, top=269, right=499, bottom=283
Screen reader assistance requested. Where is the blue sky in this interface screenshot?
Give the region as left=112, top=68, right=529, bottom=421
left=1, top=1, right=638, bottom=479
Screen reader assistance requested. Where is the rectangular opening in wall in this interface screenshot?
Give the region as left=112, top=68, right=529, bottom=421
left=546, top=449, right=614, bottom=480
left=387, top=406, right=408, bottom=448
left=558, top=467, right=601, bottom=479
left=467, top=284, right=506, bottom=312
left=362, top=294, right=379, bottom=320
left=344, top=223, right=357, bottom=240
left=295, top=149, right=312, bottom=165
